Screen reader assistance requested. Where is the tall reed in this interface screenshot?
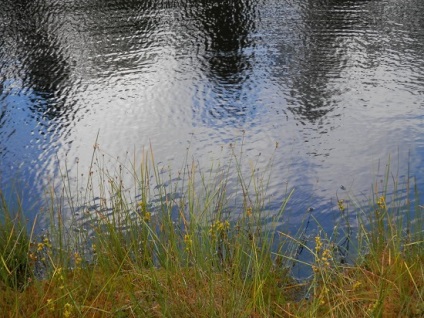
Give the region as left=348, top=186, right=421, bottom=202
left=0, top=143, right=422, bottom=317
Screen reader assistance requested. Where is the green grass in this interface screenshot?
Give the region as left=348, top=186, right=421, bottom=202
left=0, top=144, right=423, bottom=317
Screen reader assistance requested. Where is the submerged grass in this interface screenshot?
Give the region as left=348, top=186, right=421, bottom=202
left=0, top=143, right=423, bottom=317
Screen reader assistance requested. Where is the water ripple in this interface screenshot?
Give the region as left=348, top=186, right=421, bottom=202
left=1, top=0, right=424, bottom=230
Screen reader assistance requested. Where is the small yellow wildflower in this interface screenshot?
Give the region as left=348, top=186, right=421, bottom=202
left=217, top=221, right=224, bottom=231
left=368, top=301, right=379, bottom=312
left=143, top=212, right=151, bottom=222
left=321, top=248, right=332, bottom=267
left=353, top=281, right=362, bottom=290
left=377, top=196, right=386, bottom=209
left=246, top=207, right=252, bottom=217
left=37, top=243, right=44, bottom=251
left=315, top=236, right=322, bottom=252
left=74, top=252, right=82, bottom=266
left=184, top=234, right=193, bottom=251
left=209, top=225, right=216, bottom=239
left=43, top=237, right=52, bottom=248
left=184, top=234, right=191, bottom=242
left=337, top=199, right=345, bottom=212
left=63, top=303, right=73, bottom=318
left=54, top=267, right=65, bottom=283
left=46, top=298, right=55, bottom=312
left=220, top=220, right=230, bottom=231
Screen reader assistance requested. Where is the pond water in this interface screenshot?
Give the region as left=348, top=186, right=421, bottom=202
left=1, top=0, right=424, bottom=232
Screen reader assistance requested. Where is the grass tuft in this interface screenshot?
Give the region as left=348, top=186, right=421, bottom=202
left=0, top=144, right=423, bottom=317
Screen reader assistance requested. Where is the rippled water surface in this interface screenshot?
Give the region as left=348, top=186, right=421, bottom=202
left=1, top=0, right=424, bottom=229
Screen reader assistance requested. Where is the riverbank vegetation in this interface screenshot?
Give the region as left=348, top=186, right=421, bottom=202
left=1, top=145, right=423, bottom=317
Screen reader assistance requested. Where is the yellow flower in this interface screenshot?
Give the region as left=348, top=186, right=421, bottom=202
left=143, top=212, right=151, bottom=222
left=321, top=248, right=332, bottom=266
left=43, top=237, right=52, bottom=248
left=353, top=281, right=362, bottom=290
left=246, top=207, right=252, bottom=217
left=377, top=196, right=386, bottom=209
left=217, top=221, right=224, bottom=231
left=184, top=234, right=192, bottom=243
left=315, top=236, right=322, bottom=252
left=209, top=226, right=216, bottom=239
left=54, top=267, right=65, bottom=283
left=184, top=234, right=193, bottom=251
left=37, top=243, right=44, bottom=251
left=46, top=298, right=55, bottom=312
left=74, top=252, right=82, bottom=266
left=338, top=199, right=345, bottom=212
left=64, top=303, right=73, bottom=318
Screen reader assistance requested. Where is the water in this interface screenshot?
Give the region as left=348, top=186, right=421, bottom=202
left=1, top=0, right=424, bottom=231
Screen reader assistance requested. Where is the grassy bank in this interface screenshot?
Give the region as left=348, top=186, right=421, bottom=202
left=1, top=146, right=423, bottom=317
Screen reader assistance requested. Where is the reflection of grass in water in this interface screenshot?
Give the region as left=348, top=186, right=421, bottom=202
left=0, top=143, right=423, bottom=317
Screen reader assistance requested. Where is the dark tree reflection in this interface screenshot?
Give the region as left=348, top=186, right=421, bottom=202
left=282, top=0, right=424, bottom=125
left=197, top=0, right=255, bottom=85
left=192, top=0, right=257, bottom=125
left=85, top=0, right=161, bottom=76
left=283, top=0, right=373, bottom=126
left=4, top=0, right=72, bottom=122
